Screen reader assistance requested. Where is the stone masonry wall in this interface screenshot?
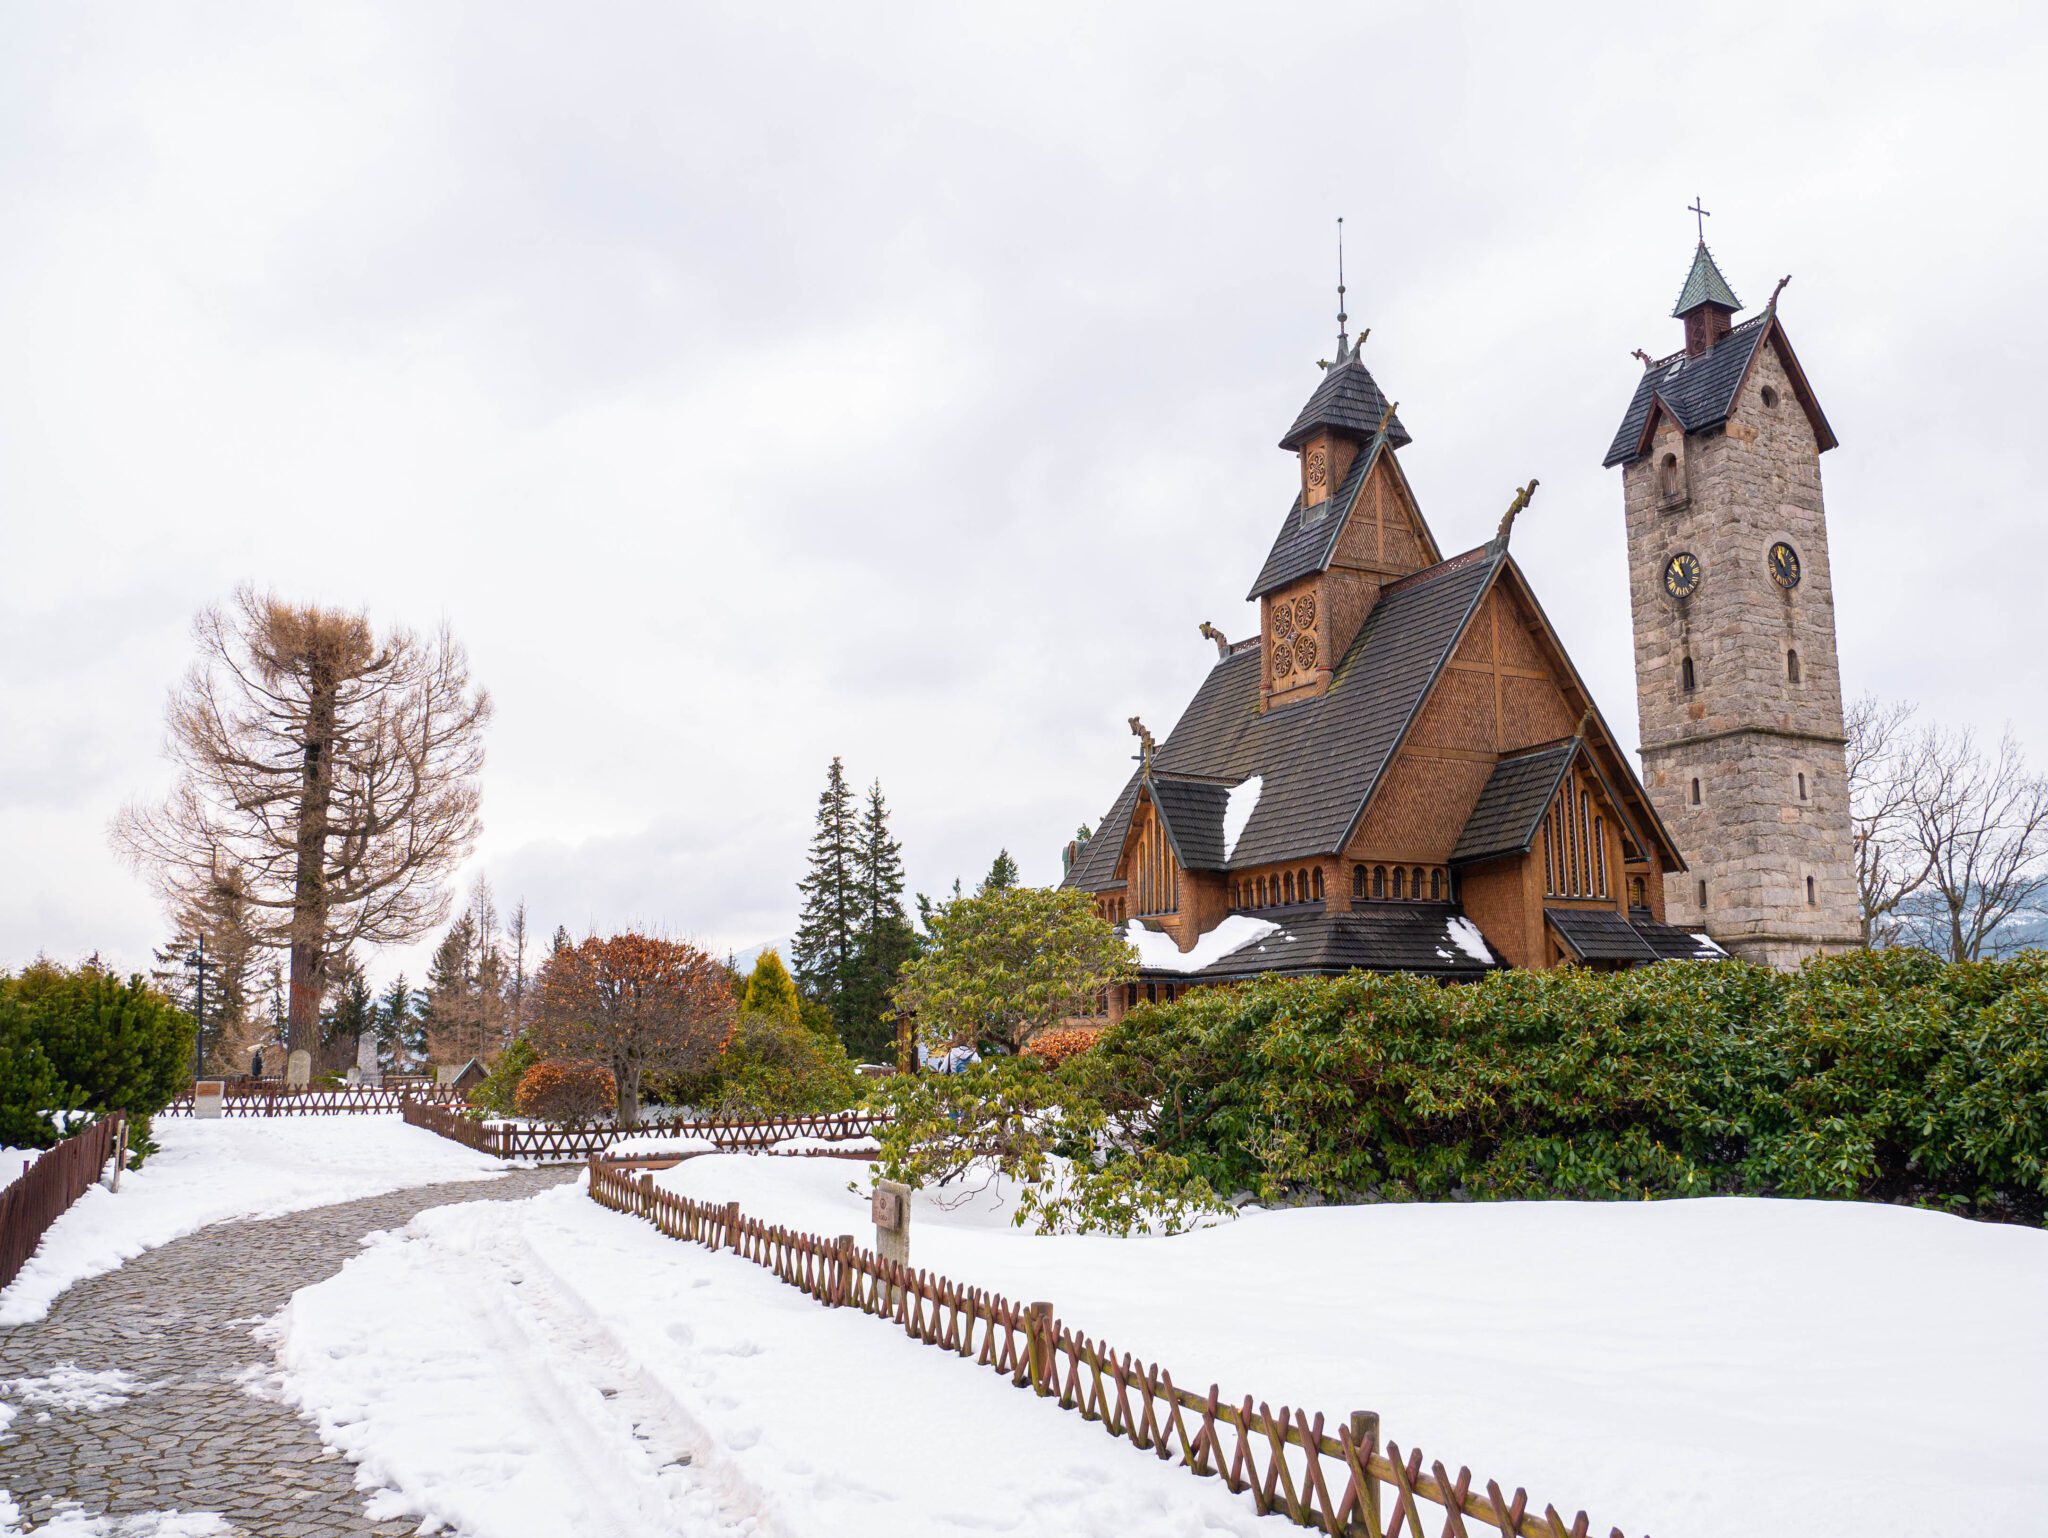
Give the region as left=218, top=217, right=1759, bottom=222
left=1622, top=336, right=1860, bottom=958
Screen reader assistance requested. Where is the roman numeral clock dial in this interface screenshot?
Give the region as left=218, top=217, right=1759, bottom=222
left=1663, top=551, right=1701, bottom=599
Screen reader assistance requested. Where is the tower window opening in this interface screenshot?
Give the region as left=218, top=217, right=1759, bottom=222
left=1806, top=875, right=1817, bottom=906
left=1682, top=655, right=1696, bottom=692
left=1691, top=777, right=1701, bottom=805
left=1787, top=649, right=1801, bottom=683
left=1798, top=772, right=1808, bottom=801
left=1697, top=879, right=1708, bottom=909
left=1761, top=384, right=1780, bottom=409
left=1352, top=865, right=1365, bottom=900
left=1659, top=452, right=1682, bottom=501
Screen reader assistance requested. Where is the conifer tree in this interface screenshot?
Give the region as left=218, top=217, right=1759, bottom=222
left=321, top=954, right=376, bottom=1072
left=792, top=758, right=859, bottom=1013
left=420, top=911, right=478, bottom=1064
left=981, top=848, right=1021, bottom=894
left=376, top=974, right=424, bottom=1071
left=843, top=779, right=917, bottom=1060
left=740, top=947, right=802, bottom=1029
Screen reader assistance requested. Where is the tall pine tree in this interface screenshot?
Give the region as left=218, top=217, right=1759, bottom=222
left=792, top=758, right=859, bottom=1020
left=980, top=848, right=1021, bottom=893
left=843, top=779, right=918, bottom=1061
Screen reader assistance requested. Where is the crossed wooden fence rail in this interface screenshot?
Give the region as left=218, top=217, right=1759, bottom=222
left=1, top=1115, right=125, bottom=1291
left=402, top=1101, right=887, bottom=1163
left=588, top=1160, right=1637, bottom=1538
left=162, top=1083, right=471, bottom=1117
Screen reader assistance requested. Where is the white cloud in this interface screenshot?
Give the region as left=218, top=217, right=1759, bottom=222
left=2, top=2, right=2042, bottom=981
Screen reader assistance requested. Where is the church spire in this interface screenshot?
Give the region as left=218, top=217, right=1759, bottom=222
left=1672, top=236, right=1742, bottom=358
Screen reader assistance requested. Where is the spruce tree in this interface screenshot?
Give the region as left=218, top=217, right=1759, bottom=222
left=792, top=757, right=859, bottom=1017
left=981, top=848, right=1021, bottom=894
left=420, top=911, right=478, bottom=1064
left=321, top=954, right=376, bottom=1072
left=843, top=779, right=917, bottom=1061
left=376, top=974, right=425, bottom=1071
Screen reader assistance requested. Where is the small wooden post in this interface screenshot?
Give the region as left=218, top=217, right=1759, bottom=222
left=1349, top=1411, right=1382, bottom=1537
left=1027, top=1301, right=1055, bottom=1397
left=724, top=1199, right=742, bottom=1251
left=107, top=1117, right=127, bottom=1193
left=834, top=1234, right=854, bottom=1307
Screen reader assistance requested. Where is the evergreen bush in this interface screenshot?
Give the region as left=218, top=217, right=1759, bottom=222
left=0, top=960, right=193, bottom=1164
left=1070, top=950, right=2048, bottom=1221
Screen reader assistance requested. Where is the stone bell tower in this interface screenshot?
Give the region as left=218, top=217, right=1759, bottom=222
left=1602, top=235, right=1861, bottom=967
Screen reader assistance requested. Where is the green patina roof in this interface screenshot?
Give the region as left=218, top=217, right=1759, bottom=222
left=1671, top=242, right=1742, bottom=317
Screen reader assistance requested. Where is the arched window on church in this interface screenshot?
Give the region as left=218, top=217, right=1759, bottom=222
left=1682, top=655, right=1696, bottom=692
left=1352, top=865, right=1365, bottom=900
left=1298, top=868, right=1310, bottom=901
left=1629, top=875, right=1646, bottom=910
left=1391, top=867, right=1405, bottom=900
left=1283, top=872, right=1295, bottom=904
left=1412, top=866, right=1426, bottom=899
left=1311, top=868, right=1324, bottom=901
left=1430, top=869, right=1443, bottom=901
left=1372, top=866, right=1386, bottom=900
left=1256, top=876, right=1267, bottom=907
left=1787, top=649, right=1801, bottom=684
left=1659, top=452, right=1681, bottom=501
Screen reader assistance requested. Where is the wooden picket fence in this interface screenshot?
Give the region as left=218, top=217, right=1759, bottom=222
left=1, top=1116, right=126, bottom=1292
left=403, top=1101, right=886, bottom=1163
left=589, top=1160, right=1639, bottom=1538
left=162, top=1082, right=471, bottom=1117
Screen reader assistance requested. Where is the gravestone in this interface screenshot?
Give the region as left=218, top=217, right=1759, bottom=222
left=355, top=1030, right=382, bottom=1087
left=193, top=1080, right=224, bottom=1119
left=285, top=1049, right=312, bottom=1090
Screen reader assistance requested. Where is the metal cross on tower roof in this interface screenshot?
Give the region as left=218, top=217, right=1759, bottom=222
left=1688, top=196, right=1710, bottom=243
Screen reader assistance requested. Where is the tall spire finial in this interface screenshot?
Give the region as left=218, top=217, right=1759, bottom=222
left=1688, top=196, right=1711, bottom=244
left=1334, top=216, right=1349, bottom=356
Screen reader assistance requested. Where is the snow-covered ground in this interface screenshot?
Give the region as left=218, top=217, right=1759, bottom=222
left=270, top=1154, right=2048, bottom=1537
left=0, top=1118, right=512, bottom=1326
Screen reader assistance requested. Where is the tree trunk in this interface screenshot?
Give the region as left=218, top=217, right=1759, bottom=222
left=287, top=660, right=339, bottom=1054
left=617, top=1058, right=641, bottom=1130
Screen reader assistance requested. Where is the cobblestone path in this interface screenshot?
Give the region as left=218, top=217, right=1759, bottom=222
left=0, top=1166, right=577, bottom=1535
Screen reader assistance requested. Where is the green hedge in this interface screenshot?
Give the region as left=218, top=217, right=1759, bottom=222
left=1071, top=949, right=2048, bottom=1222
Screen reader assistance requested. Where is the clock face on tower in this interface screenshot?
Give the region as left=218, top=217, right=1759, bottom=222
left=1769, top=541, right=1802, bottom=589
left=1664, top=551, right=1702, bottom=600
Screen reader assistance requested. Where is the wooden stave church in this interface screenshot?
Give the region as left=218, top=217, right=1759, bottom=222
left=1060, top=322, right=1722, bottom=1014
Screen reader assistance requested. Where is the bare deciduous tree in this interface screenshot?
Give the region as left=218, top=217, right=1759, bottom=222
left=1896, top=725, right=2048, bottom=961
left=534, top=932, right=735, bottom=1126
left=116, top=588, right=491, bottom=1054
left=1845, top=696, right=1932, bottom=946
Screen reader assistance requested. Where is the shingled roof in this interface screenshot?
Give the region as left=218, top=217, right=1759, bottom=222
left=1165, top=903, right=1500, bottom=982
left=1247, top=436, right=1382, bottom=600
left=1603, top=314, right=1770, bottom=467
left=1277, top=346, right=1411, bottom=452
left=1148, top=776, right=1231, bottom=871
left=1451, top=741, right=1576, bottom=865
left=1064, top=549, right=1500, bottom=891
left=1671, top=243, right=1742, bottom=315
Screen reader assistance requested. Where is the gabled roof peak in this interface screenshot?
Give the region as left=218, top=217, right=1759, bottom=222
left=1279, top=342, right=1411, bottom=452
left=1672, top=242, right=1742, bottom=317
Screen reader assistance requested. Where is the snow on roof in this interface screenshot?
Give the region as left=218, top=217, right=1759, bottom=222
left=1222, top=774, right=1262, bottom=862
left=1445, top=916, right=1496, bottom=965
left=1127, top=914, right=1280, bottom=975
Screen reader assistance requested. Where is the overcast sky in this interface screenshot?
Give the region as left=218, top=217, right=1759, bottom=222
left=4, top=2, right=2044, bottom=986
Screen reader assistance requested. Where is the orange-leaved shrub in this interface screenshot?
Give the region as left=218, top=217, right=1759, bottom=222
left=514, top=1059, right=616, bottom=1124
left=1023, top=1026, right=1102, bottom=1067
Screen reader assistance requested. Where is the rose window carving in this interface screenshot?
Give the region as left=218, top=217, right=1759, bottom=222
left=1272, top=649, right=1293, bottom=681
left=1271, top=604, right=1294, bottom=641
left=1293, top=633, right=1318, bottom=671
left=1293, top=594, right=1316, bottom=629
